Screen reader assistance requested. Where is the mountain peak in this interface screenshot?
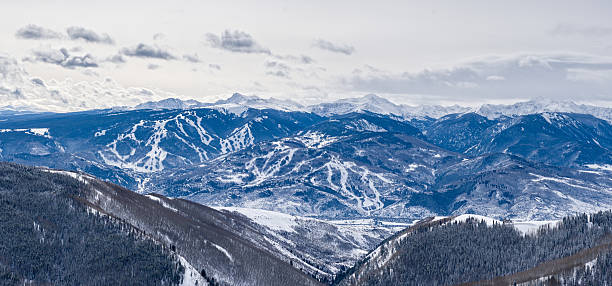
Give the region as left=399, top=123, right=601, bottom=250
left=476, top=99, right=612, bottom=122
left=224, top=93, right=261, bottom=104
left=133, top=97, right=201, bottom=110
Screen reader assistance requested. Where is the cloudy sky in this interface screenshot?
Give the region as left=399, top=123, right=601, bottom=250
left=2, top=0, right=612, bottom=111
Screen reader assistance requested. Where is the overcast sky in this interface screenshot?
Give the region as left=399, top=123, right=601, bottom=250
left=1, top=0, right=612, bottom=109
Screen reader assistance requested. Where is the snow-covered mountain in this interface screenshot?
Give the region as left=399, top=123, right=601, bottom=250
left=127, top=93, right=306, bottom=115
left=425, top=112, right=612, bottom=166
left=133, top=98, right=202, bottom=110
left=3, top=107, right=612, bottom=221
left=206, top=93, right=305, bottom=113
left=477, top=98, right=612, bottom=122
left=130, top=93, right=471, bottom=119
left=307, top=94, right=472, bottom=119
left=307, top=94, right=408, bottom=117
left=130, top=94, right=612, bottom=125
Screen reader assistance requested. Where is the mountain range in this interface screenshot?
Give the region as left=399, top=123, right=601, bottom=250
left=121, top=93, right=612, bottom=123
left=2, top=98, right=612, bottom=222
left=3, top=91, right=612, bottom=284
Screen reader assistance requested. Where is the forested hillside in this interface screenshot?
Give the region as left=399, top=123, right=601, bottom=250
left=337, top=212, right=612, bottom=285
left=0, top=162, right=323, bottom=286
left=0, top=163, right=185, bottom=285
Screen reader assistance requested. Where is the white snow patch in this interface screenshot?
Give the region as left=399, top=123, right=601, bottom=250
left=584, top=257, right=598, bottom=270
left=177, top=255, right=207, bottom=286
left=511, top=220, right=560, bottom=235
left=216, top=207, right=299, bottom=233
left=220, top=123, right=254, bottom=154
left=42, top=169, right=91, bottom=185
left=586, top=164, right=612, bottom=172
left=404, top=163, right=424, bottom=172
left=530, top=173, right=593, bottom=190
left=217, top=173, right=249, bottom=184
left=350, top=119, right=387, bottom=132
left=94, top=129, right=107, bottom=137
left=451, top=214, right=501, bottom=226
left=0, top=128, right=51, bottom=138
left=146, top=194, right=178, bottom=212
left=136, top=177, right=150, bottom=193
left=296, top=131, right=338, bottom=149
left=211, top=242, right=233, bottom=263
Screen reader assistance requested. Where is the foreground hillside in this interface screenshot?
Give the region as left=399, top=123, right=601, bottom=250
left=0, top=162, right=326, bottom=286
left=0, top=163, right=186, bottom=285
left=336, top=213, right=612, bottom=285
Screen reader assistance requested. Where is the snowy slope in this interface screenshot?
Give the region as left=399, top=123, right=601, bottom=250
left=426, top=111, right=612, bottom=167
left=3, top=102, right=612, bottom=222
left=215, top=207, right=404, bottom=275
left=477, top=98, right=612, bottom=122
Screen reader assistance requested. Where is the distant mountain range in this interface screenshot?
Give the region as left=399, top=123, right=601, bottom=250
left=120, top=93, right=612, bottom=123
left=2, top=103, right=612, bottom=221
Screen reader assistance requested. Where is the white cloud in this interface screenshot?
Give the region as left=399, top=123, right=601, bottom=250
left=205, top=30, right=271, bottom=54
left=66, top=26, right=114, bottom=44
left=25, top=47, right=98, bottom=69
left=566, top=68, right=612, bottom=84
left=313, top=39, right=354, bottom=55
left=486, top=75, right=505, bottom=81
left=121, top=43, right=177, bottom=60
left=15, top=24, right=63, bottom=40
left=342, top=53, right=612, bottom=103
left=551, top=23, right=612, bottom=38
left=0, top=54, right=178, bottom=112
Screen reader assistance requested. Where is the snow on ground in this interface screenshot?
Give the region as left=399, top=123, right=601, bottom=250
left=350, top=119, right=387, bottom=132
left=512, top=220, right=560, bottom=235
left=210, top=242, right=233, bottom=263
left=136, top=177, right=150, bottom=193
left=216, top=173, right=249, bottom=184
left=445, top=214, right=560, bottom=235
left=94, top=129, right=107, bottom=137
left=0, top=128, right=51, bottom=138
left=586, top=164, right=612, bottom=172
left=404, top=163, right=424, bottom=172
left=216, top=207, right=405, bottom=249
left=177, top=255, right=207, bottom=286
left=146, top=194, right=179, bottom=212
left=451, top=214, right=501, bottom=226
left=295, top=131, right=338, bottom=149
left=215, top=207, right=300, bottom=233
left=41, top=169, right=92, bottom=185
left=529, top=173, right=593, bottom=190
left=219, top=123, right=254, bottom=154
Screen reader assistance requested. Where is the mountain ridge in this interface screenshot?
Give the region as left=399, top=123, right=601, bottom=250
left=122, top=95, right=612, bottom=124
left=2, top=107, right=612, bottom=221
